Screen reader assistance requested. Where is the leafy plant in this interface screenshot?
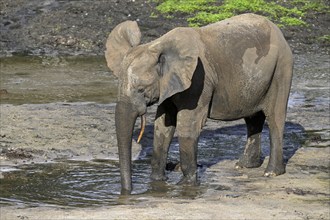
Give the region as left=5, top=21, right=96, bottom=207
left=279, top=16, right=306, bottom=27
left=152, top=0, right=329, bottom=27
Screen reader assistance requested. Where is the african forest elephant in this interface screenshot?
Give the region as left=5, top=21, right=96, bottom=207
left=105, top=13, right=293, bottom=194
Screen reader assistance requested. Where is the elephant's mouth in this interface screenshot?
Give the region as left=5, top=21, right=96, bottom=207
left=137, top=114, right=146, bottom=143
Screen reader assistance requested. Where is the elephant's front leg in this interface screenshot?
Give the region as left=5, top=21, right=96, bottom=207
left=176, top=108, right=207, bottom=185
left=177, top=136, right=199, bottom=185
left=151, top=103, right=176, bottom=181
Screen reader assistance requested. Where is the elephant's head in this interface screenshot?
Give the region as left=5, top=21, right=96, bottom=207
left=105, top=21, right=202, bottom=194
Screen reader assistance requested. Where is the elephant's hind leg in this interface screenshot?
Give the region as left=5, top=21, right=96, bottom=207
left=263, top=58, right=293, bottom=177
left=236, top=111, right=266, bottom=169
left=264, top=110, right=286, bottom=177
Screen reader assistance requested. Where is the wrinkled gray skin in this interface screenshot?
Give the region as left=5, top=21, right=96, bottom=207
left=105, top=13, right=293, bottom=195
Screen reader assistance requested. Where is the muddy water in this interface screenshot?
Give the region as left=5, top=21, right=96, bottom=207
left=0, top=56, right=117, bottom=104
left=0, top=159, right=206, bottom=207
left=0, top=53, right=329, bottom=207
left=0, top=160, right=148, bottom=207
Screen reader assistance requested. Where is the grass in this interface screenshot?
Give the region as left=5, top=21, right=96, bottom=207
left=317, top=35, right=330, bottom=44
left=152, top=0, right=329, bottom=27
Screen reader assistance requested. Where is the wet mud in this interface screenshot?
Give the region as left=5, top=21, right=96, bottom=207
left=0, top=56, right=117, bottom=105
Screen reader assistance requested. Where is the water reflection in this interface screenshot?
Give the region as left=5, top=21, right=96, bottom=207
left=0, top=161, right=141, bottom=207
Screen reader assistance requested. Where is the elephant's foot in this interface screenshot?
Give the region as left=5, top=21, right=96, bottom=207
left=120, top=188, right=131, bottom=195
left=177, top=174, right=198, bottom=186
left=150, top=172, right=168, bottom=181
left=236, top=155, right=262, bottom=169
left=237, top=139, right=262, bottom=169
left=264, top=163, right=285, bottom=177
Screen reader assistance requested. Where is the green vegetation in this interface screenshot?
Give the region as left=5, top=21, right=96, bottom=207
left=317, top=35, right=330, bottom=43
left=152, top=0, right=329, bottom=27
left=156, top=0, right=216, bottom=13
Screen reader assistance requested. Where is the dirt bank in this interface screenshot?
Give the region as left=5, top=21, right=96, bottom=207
left=0, top=0, right=184, bottom=56
left=0, top=0, right=329, bottom=56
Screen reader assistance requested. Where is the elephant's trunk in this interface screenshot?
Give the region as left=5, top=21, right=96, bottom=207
left=115, top=101, right=139, bottom=195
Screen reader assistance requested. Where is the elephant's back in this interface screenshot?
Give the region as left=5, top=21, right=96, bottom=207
left=200, top=13, right=288, bottom=54
left=202, top=13, right=272, bottom=32
left=202, top=14, right=285, bottom=120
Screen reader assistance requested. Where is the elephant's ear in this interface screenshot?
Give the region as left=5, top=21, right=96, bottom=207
left=149, top=28, right=200, bottom=104
left=105, top=21, right=141, bottom=77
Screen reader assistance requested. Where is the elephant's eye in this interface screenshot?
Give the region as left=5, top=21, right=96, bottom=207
left=137, top=88, right=145, bottom=93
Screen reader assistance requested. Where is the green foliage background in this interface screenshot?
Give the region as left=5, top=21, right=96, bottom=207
left=152, top=0, right=329, bottom=27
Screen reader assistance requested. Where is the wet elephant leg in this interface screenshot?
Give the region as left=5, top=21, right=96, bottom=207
left=176, top=108, right=207, bottom=185
left=178, top=136, right=199, bottom=185
left=151, top=102, right=176, bottom=181
left=237, top=111, right=265, bottom=168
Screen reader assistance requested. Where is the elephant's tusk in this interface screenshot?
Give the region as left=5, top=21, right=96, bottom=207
left=137, top=115, right=146, bottom=143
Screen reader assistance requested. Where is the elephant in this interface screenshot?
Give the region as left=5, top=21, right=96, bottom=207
left=105, top=13, right=293, bottom=195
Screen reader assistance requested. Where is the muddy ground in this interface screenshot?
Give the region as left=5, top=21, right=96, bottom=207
left=0, top=0, right=330, bottom=219
left=0, top=98, right=329, bottom=219
left=0, top=54, right=329, bottom=219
